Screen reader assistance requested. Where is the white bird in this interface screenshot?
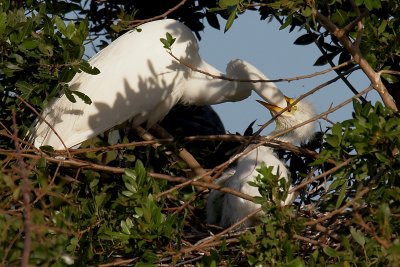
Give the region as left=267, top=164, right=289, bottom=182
left=206, top=97, right=316, bottom=228
left=31, top=19, right=287, bottom=150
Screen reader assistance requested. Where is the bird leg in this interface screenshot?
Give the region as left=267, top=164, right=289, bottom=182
left=150, top=124, right=213, bottom=184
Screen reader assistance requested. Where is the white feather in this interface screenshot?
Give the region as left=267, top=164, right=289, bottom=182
left=31, top=19, right=285, bottom=149
left=206, top=99, right=316, bottom=228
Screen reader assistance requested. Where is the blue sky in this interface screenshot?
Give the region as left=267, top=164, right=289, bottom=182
left=197, top=11, right=376, bottom=134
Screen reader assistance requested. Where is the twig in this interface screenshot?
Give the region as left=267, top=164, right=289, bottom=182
left=14, top=94, right=71, bottom=157
left=304, top=187, right=369, bottom=226
left=168, top=51, right=353, bottom=84
left=193, top=208, right=263, bottom=251
left=0, top=150, right=255, bottom=202
left=127, top=0, right=188, bottom=28
left=98, top=258, right=136, bottom=267
left=310, top=31, right=367, bottom=102
left=314, top=11, right=397, bottom=110
left=293, top=234, right=327, bottom=247
left=151, top=124, right=212, bottom=183
left=272, top=11, right=367, bottom=103
left=11, top=111, right=32, bottom=267
left=289, top=158, right=352, bottom=194
left=354, top=213, right=389, bottom=249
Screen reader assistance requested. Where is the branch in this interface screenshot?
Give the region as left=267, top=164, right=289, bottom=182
left=304, top=187, right=369, bottom=226
left=14, top=94, right=71, bottom=157
left=150, top=124, right=212, bottom=183
left=314, top=11, right=397, bottom=110
left=354, top=213, right=389, bottom=249
left=289, top=158, right=352, bottom=194
left=168, top=51, right=354, bottom=84
left=11, top=111, right=32, bottom=267
left=127, top=0, right=188, bottom=28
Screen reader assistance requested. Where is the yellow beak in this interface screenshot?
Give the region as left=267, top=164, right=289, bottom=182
left=256, top=96, right=295, bottom=113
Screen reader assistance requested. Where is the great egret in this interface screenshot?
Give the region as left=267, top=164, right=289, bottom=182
left=206, top=97, right=316, bottom=228
left=31, top=19, right=287, bottom=150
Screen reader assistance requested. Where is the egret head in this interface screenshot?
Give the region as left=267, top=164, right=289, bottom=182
left=257, top=97, right=316, bottom=144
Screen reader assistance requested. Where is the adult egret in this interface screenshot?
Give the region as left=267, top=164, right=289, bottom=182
left=31, top=19, right=287, bottom=150
left=206, top=97, right=316, bottom=228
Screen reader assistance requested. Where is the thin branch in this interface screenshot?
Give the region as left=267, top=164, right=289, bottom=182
left=0, top=150, right=255, bottom=202
left=14, top=94, right=71, bottom=157
left=354, top=213, right=389, bottom=249
left=304, top=187, right=369, bottom=226
left=11, top=111, right=32, bottom=267
left=168, top=51, right=354, bottom=84
left=150, top=124, right=212, bottom=183
left=289, top=158, right=352, bottom=194
left=293, top=233, right=327, bottom=247
left=190, top=208, right=263, bottom=251
left=310, top=31, right=367, bottom=103
left=127, top=0, right=188, bottom=28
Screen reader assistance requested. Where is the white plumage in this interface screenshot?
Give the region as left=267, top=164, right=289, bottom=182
left=207, top=99, right=316, bottom=228
left=31, top=19, right=287, bottom=150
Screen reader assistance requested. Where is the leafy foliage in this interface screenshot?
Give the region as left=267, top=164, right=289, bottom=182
left=0, top=1, right=95, bottom=146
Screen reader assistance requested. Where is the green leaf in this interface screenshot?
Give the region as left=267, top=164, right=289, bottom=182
left=364, top=0, right=381, bottom=10
left=64, top=87, right=77, bottom=103
left=326, top=135, right=340, bottom=147
left=382, top=73, right=399, bottom=84
left=124, top=168, right=137, bottom=180
left=378, top=20, right=387, bottom=34
left=279, top=15, right=292, bottom=30
left=54, top=16, right=66, bottom=34
left=38, top=145, right=55, bottom=152
left=293, top=33, right=318, bottom=45
left=323, top=246, right=338, bottom=257
left=336, top=179, right=347, bottom=208
left=71, top=90, right=92, bottom=105
left=286, top=258, right=305, bottom=267
left=79, top=61, right=100, bottom=75
left=16, top=81, right=34, bottom=95
left=224, top=7, right=237, bottom=32
left=38, top=42, right=53, bottom=56
left=350, top=227, right=365, bottom=246
left=0, top=12, right=7, bottom=34
left=120, top=220, right=131, bottom=235
left=160, top=32, right=176, bottom=50
left=330, top=9, right=349, bottom=27
left=219, top=0, right=240, bottom=8
left=301, top=6, right=313, bottom=17
left=59, top=67, right=77, bottom=83
left=21, top=39, right=39, bottom=50
left=36, top=157, right=47, bottom=169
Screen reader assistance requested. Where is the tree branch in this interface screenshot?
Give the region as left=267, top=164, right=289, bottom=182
left=314, top=11, right=397, bottom=110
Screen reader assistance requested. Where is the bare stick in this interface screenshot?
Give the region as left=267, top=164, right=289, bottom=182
left=127, top=0, right=188, bottom=27
left=11, top=111, right=32, bottom=267
left=304, top=188, right=369, bottom=226
left=289, top=158, right=352, bottom=194
left=14, top=94, right=71, bottom=157
left=169, top=51, right=353, bottom=84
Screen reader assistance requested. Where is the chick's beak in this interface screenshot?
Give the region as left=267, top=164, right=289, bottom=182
left=284, top=96, right=295, bottom=106
left=257, top=95, right=296, bottom=113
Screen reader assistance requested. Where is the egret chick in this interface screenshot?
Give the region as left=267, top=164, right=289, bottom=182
left=207, top=97, right=316, bottom=228
left=31, top=19, right=287, bottom=150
